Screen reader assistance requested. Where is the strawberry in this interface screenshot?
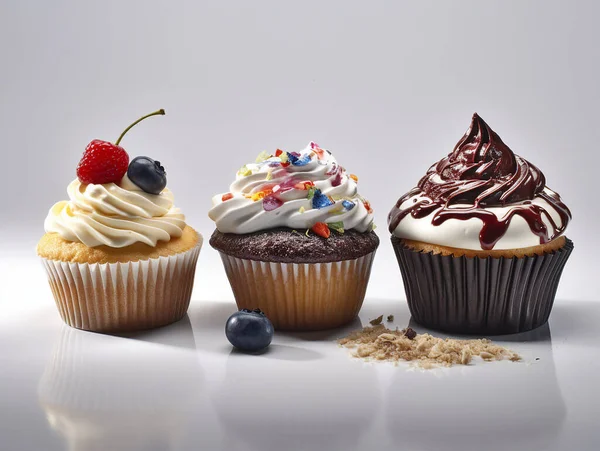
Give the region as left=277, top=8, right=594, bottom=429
left=76, top=140, right=129, bottom=185
left=311, top=222, right=331, bottom=239
left=222, top=193, right=234, bottom=202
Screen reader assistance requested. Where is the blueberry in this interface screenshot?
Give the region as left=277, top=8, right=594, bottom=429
left=127, top=156, right=167, bottom=195
left=225, top=308, right=274, bottom=352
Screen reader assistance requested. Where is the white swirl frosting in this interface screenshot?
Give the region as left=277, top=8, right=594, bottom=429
left=390, top=188, right=568, bottom=250
left=44, top=175, right=186, bottom=248
left=209, top=142, right=375, bottom=234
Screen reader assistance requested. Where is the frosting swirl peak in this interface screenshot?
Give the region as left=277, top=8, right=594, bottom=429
left=420, top=113, right=545, bottom=207
left=388, top=114, right=571, bottom=251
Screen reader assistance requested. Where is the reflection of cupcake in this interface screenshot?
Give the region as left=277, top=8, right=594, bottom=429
left=211, top=347, right=379, bottom=451
left=38, top=322, right=204, bottom=451
left=388, top=114, right=573, bottom=334
left=209, top=142, right=379, bottom=331
left=37, top=110, right=202, bottom=333
left=385, top=326, right=566, bottom=451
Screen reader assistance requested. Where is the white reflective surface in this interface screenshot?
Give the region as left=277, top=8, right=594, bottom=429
left=1, top=256, right=599, bottom=451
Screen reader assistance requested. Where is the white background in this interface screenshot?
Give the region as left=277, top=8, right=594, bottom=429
left=1, top=0, right=599, bottom=301
left=1, top=2, right=599, bottom=450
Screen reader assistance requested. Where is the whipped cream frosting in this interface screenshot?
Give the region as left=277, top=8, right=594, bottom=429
left=388, top=114, right=571, bottom=250
left=209, top=142, right=375, bottom=234
left=45, top=175, right=186, bottom=248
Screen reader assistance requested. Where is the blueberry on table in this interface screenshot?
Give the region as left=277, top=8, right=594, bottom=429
left=226, top=309, right=274, bottom=352
left=127, top=156, right=167, bottom=194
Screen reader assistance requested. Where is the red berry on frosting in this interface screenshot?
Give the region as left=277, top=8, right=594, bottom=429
left=222, top=193, right=234, bottom=202
left=311, top=222, right=331, bottom=239
left=76, top=109, right=165, bottom=185
left=76, top=140, right=129, bottom=185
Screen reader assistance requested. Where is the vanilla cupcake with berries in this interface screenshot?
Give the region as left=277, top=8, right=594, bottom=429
left=209, top=142, right=379, bottom=330
left=37, top=110, right=202, bottom=333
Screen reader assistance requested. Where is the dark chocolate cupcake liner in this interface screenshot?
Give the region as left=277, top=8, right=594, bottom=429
left=391, top=237, right=574, bottom=335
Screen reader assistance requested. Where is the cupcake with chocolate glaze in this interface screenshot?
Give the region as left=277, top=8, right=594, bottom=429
left=388, top=114, right=573, bottom=334
left=209, top=142, right=379, bottom=330
left=37, top=110, right=202, bottom=333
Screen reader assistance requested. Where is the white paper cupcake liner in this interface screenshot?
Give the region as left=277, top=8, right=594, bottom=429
left=219, top=252, right=376, bottom=331
left=41, top=243, right=202, bottom=333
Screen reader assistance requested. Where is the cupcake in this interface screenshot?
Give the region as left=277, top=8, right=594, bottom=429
left=388, top=114, right=573, bottom=334
left=37, top=109, right=202, bottom=333
left=209, top=142, right=379, bottom=331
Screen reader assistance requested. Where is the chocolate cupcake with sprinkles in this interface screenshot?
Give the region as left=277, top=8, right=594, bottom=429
left=209, top=142, right=379, bottom=330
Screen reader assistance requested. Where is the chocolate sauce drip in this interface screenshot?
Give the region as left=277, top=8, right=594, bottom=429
left=388, top=114, right=572, bottom=250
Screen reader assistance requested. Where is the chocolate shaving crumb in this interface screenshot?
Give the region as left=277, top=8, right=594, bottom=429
left=403, top=327, right=417, bottom=340
left=387, top=315, right=394, bottom=322
left=338, top=325, right=522, bottom=369
left=369, top=315, right=384, bottom=326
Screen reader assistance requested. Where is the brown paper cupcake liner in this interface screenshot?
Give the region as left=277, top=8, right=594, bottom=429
left=392, top=237, right=573, bottom=335
left=40, top=243, right=202, bottom=333
left=218, top=252, right=376, bottom=331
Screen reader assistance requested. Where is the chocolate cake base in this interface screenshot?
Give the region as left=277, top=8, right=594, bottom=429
left=210, top=228, right=380, bottom=263
left=211, top=228, right=379, bottom=330
left=392, top=236, right=574, bottom=335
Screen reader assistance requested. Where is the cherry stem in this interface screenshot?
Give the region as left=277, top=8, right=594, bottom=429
left=115, top=109, right=165, bottom=146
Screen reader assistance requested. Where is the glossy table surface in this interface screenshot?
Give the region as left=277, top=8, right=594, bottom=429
left=1, top=255, right=599, bottom=451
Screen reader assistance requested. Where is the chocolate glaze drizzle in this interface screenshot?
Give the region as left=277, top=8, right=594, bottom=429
left=388, top=114, right=571, bottom=250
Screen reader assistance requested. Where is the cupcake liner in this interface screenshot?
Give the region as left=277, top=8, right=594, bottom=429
left=40, top=243, right=202, bottom=333
left=392, top=237, right=573, bottom=335
left=218, top=252, right=376, bottom=331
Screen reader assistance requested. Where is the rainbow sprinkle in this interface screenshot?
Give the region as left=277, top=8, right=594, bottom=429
left=287, top=152, right=312, bottom=166
left=251, top=189, right=272, bottom=201
left=255, top=151, right=272, bottom=163
left=237, top=165, right=252, bottom=177
left=312, top=189, right=334, bottom=209
left=327, top=221, right=345, bottom=234
left=342, top=200, right=355, bottom=210
left=263, top=195, right=283, bottom=211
